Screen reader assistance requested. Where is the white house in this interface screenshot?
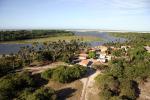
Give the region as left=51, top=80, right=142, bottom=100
left=97, top=58, right=106, bottom=63
left=99, top=53, right=107, bottom=59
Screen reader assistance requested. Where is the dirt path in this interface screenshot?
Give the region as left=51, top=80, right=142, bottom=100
left=19, top=62, right=68, bottom=74
left=80, top=69, right=101, bottom=100
left=138, top=79, right=150, bottom=100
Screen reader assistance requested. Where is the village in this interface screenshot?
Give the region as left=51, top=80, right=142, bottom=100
left=75, top=45, right=123, bottom=68
left=74, top=45, right=150, bottom=68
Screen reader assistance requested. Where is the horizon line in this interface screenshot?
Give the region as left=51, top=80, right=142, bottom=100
left=0, top=28, right=150, bottom=33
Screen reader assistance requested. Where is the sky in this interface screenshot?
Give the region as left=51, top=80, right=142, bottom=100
left=0, top=0, right=150, bottom=31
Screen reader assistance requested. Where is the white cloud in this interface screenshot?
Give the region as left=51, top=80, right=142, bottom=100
left=111, top=0, right=149, bottom=10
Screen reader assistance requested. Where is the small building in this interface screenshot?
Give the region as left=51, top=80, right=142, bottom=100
left=99, top=52, right=107, bottom=59
left=79, top=60, right=92, bottom=67
left=144, top=46, right=150, bottom=53
left=97, top=58, right=106, bottom=63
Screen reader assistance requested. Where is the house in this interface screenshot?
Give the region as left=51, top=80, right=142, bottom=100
left=144, top=46, right=150, bottom=53
left=99, top=52, right=107, bottom=59
left=79, top=53, right=88, bottom=60
left=79, top=60, right=92, bottom=67
left=97, top=58, right=106, bottom=63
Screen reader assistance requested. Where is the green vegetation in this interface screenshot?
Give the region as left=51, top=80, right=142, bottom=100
left=0, top=39, right=87, bottom=77
left=0, top=30, right=102, bottom=44
left=0, top=38, right=87, bottom=99
left=108, top=32, right=150, bottom=46
left=0, top=71, right=56, bottom=100
left=0, top=55, right=23, bottom=77
left=112, top=49, right=126, bottom=57
left=93, top=64, right=108, bottom=70
left=25, top=87, right=56, bottom=100
left=0, top=30, right=74, bottom=42
left=88, top=51, right=96, bottom=58
left=41, top=65, right=87, bottom=83
left=96, top=32, right=150, bottom=100
left=1, top=35, right=102, bottom=44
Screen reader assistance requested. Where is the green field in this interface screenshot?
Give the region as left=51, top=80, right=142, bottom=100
left=0, top=35, right=103, bottom=44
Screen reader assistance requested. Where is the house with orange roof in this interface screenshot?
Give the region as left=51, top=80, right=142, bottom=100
left=79, top=60, right=92, bottom=67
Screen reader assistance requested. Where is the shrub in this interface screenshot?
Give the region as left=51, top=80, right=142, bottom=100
left=110, top=96, right=122, bottom=100
left=26, top=87, right=56, bottom=100
left=99, top=88, right=112, bottom=100
left=0, top=72, right=36, bottom=100
left=88, top=51, right=96, bottom=58
left=93, top=64, right=108, bottom=70
left=41, top=65, right=87, bottom=83
left=120, top=80, right=136, bottom=100
left=41, top=69, right=53, bottom=80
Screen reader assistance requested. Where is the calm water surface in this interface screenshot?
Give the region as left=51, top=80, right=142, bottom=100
left=0, top=32, right=126, bottom=54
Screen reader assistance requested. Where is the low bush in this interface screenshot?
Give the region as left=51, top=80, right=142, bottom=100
left=41, top=65, right=87, bottom=83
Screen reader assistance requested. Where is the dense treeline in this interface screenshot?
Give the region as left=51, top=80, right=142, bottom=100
left=0, top=30, right=74, bottom=41
left=41, top=65, right=87, bottom=83
left=96, top=33, right=150, bottom=100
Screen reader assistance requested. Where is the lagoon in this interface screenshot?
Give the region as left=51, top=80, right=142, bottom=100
left=0, top=32, right=126, bottom=54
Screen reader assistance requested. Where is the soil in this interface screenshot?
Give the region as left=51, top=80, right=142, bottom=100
left=46, top=80, right=83, bottom=100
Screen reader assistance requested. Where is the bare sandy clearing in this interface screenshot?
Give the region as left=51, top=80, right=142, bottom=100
left=138, top=79, right=150, bottom=100
left=46, top=80, right=83, bottom=100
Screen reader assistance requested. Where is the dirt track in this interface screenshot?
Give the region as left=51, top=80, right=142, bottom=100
left=80, top=69, right=101, bottom=100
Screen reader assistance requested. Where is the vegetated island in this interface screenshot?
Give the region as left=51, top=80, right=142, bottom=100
left=0, top=31, right=150, bottom=100
left=0, top=30, right=102, bottom=44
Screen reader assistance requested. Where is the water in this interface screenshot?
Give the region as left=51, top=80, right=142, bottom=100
left=0, top=44, right=32, bottom=54
left=74, top=31, right=126, bottom=46
left=0, top=32, right=126, bottom=54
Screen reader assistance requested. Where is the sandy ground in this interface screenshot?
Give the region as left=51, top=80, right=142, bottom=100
left=46, top=80, right=83, bottom=100
left=80, top=69, right=101, bottom=100
left=23, top=62, right=68, bottom=74
left=138, top=79, right=150, bottom=100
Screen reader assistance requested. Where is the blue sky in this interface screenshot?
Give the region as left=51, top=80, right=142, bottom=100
left=0, top=0, right=150, bottom=31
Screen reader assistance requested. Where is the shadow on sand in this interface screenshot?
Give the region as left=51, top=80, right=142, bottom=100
left=56, top=88, right=77, bottom=100
left=83, top=67, right=96, bottom=78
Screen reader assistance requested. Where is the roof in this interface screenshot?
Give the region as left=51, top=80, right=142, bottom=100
left=79, top=60, right=90, bottom=66
left=79, top=53, right=88, bottom=57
